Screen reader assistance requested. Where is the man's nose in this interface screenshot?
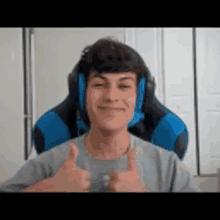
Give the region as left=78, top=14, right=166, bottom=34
left=103, top=86, right=119, bottom=102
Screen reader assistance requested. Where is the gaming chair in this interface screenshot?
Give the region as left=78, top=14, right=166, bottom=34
left=32, top=62, right=188, bottom=161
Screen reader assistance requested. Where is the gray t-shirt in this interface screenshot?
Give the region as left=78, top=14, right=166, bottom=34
left=0, top=131, right=201, bottom=192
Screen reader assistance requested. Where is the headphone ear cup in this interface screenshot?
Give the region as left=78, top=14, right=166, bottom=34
left=136, top=76, right=146, bottom=113
left=78, top=72, right=86, bottom=111
left=78, top=71, right=89, bottom=124
left=68, top=66, right=78, bottom=97
left=68, top=65, right=80, bottom=111
left=144, top=73, right=155, bottom=113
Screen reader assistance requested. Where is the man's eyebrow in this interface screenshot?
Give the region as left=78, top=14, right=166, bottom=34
left=92, top=74, right=135, bottom=82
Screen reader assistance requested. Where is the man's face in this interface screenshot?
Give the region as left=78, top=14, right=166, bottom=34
left=86, top=72, right=137, bottom=132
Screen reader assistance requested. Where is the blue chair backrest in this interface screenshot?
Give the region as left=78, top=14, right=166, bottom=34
left=32, top=67, right=188, bottom=160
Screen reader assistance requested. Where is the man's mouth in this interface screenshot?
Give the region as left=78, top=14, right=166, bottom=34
left=98, top=106, right=124, bottom=111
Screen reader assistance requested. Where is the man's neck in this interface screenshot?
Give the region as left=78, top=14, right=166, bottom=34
left=85, top=126, right=131, bottom=157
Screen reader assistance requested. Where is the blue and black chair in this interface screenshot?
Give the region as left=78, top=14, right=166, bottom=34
left=32, top=64, right=188, bottom=161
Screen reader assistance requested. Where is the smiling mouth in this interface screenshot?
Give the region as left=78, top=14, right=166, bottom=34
left=98, top=107, right=124, bottom=111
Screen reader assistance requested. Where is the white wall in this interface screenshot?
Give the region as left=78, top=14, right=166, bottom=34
left=0, top=28, right=25, bottom=183
left=196, top=28, right=220, bottom=174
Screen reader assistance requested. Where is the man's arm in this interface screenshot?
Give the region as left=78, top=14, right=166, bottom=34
left=0, top=153, right=55, bottom=192
left=19, top=177, right=57, bottom=192
left=169, top=152, right=202, bottom=192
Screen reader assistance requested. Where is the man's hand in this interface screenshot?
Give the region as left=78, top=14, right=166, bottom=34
left=107, top=148, right=147, bottom=192
left=48, top=142, right=91, bottom=192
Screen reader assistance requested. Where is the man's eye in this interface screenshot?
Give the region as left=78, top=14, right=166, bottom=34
left=95, top=84, right=102, bottom=87
left=120, top=86, right=130, bottom=88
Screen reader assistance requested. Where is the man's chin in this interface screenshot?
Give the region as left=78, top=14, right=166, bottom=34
left=93, top=121, right=128, bottom=133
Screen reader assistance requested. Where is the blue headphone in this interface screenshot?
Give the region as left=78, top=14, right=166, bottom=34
left=77, top=70, right=147, bottom=128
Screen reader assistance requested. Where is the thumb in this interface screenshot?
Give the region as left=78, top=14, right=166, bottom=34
left=68, top=142, right=79, bottom=164
left=127, top=148, right=137, bottom=172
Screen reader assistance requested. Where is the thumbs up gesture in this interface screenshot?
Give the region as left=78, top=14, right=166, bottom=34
left=107, top=148, right=147, bottom=192
left=49, top=142, right=91, bottom=192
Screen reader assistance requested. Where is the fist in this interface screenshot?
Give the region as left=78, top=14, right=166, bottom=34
left=107, top=148, right=147, bottom=192
left=50, top=142, right=91, bottom=192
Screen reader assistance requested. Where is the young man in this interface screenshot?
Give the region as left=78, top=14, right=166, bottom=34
left=0, top=37, right=201, bottom=192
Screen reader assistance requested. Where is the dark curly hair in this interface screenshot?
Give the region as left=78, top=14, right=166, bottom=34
left=77, top=36, right=152, bottom=93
